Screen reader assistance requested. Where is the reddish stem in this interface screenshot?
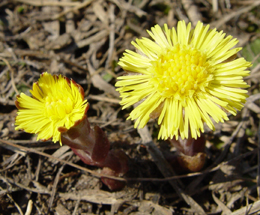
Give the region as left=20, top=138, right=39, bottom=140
left=59, top=113, right=128, bottom=190
left=168, top=134, right=206, bottom=172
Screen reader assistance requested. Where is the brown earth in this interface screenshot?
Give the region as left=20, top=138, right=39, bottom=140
left=0, top=0, right=260, bottom=214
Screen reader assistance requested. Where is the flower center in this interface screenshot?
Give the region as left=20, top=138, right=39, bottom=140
left=149, top=44, right=214, bottom=100
left=44, top=95, right=74, bottom=120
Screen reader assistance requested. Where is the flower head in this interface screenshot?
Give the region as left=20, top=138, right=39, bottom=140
left=116, top=21, right=251, bottom=140
left=15, top=72, right=88, bottom=144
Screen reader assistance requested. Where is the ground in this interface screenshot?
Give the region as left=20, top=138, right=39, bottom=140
left=0, top=0, right=260, bottom=214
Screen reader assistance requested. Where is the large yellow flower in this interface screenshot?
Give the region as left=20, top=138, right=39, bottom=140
left=116, top=21, right=251, bottom=140
left=15, top=72, right=88, bottom=144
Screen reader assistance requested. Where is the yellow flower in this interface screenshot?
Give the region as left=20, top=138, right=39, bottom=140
left=116, top=21, right=251, bottom=140
left=15, top=72, right=88, bottom=144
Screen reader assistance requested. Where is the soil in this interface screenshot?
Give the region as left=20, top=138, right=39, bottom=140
left=0, top=0, right=260, bottom=214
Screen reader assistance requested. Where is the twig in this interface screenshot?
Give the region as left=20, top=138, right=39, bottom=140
left=126, top=148, right=256, bottom=182
left=137, top=126, right=206, bottom=214
left=0, top=175, right=131, bottom=205
left=233, top=108, right=249, bottom=156
left=0, top=139, right=125, bottom=181
left=1, top=138, right=256, bottom=183
left=48, top=164, right=66, bottom=210
left=186, top=113, right=247, bottom=191
left=7, top=193, right=24, bottom=215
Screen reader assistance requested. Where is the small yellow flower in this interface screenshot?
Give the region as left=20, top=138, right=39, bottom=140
left=116, top=21, right=251, bottom=140
left=15, top=72, right=88, bottom=144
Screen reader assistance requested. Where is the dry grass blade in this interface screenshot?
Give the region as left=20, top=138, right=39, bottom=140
left=13, top=0, right=81, bottom=7
left=0, top=57, right=19, bottom=95
left=88, top=95, right=120, bottom=104
left=0, top=0, right=258, bottom=213
left=48, top=164, right=66, bottom=210
left=71, top=198, right=81, bottom=215
left=24, top=200, right=33, bottom=215
left=53, top=0, right=95, bottom=20
left=0, top=139, right=126, bottom=182
left=211, top=1, right=260, bottom=28
left=187, top=114, right=248, bottom=192
left=230, top=199, right=260, bottom=215
left=212, top=192, right=232, bottom=214
left=87, top=61, right=119, bottom=97
left=181, top=0, right=202, bottom=25
left=109, top=0, right=147, bottom=17
left=6, top=193, right=24, bottom=215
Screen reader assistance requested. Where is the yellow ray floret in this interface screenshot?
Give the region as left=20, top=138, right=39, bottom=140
left=15, top=72, right=88, bottom=144
left=116, top=20, right=251, bottom=140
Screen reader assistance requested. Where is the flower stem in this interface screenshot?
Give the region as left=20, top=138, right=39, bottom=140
left=168, top=134, right=206, bottom=172
left=59, top=110, right=128, bottom=190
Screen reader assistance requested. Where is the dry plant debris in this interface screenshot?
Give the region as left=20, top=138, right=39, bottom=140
left=0, top=0, right=260, bottom=214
